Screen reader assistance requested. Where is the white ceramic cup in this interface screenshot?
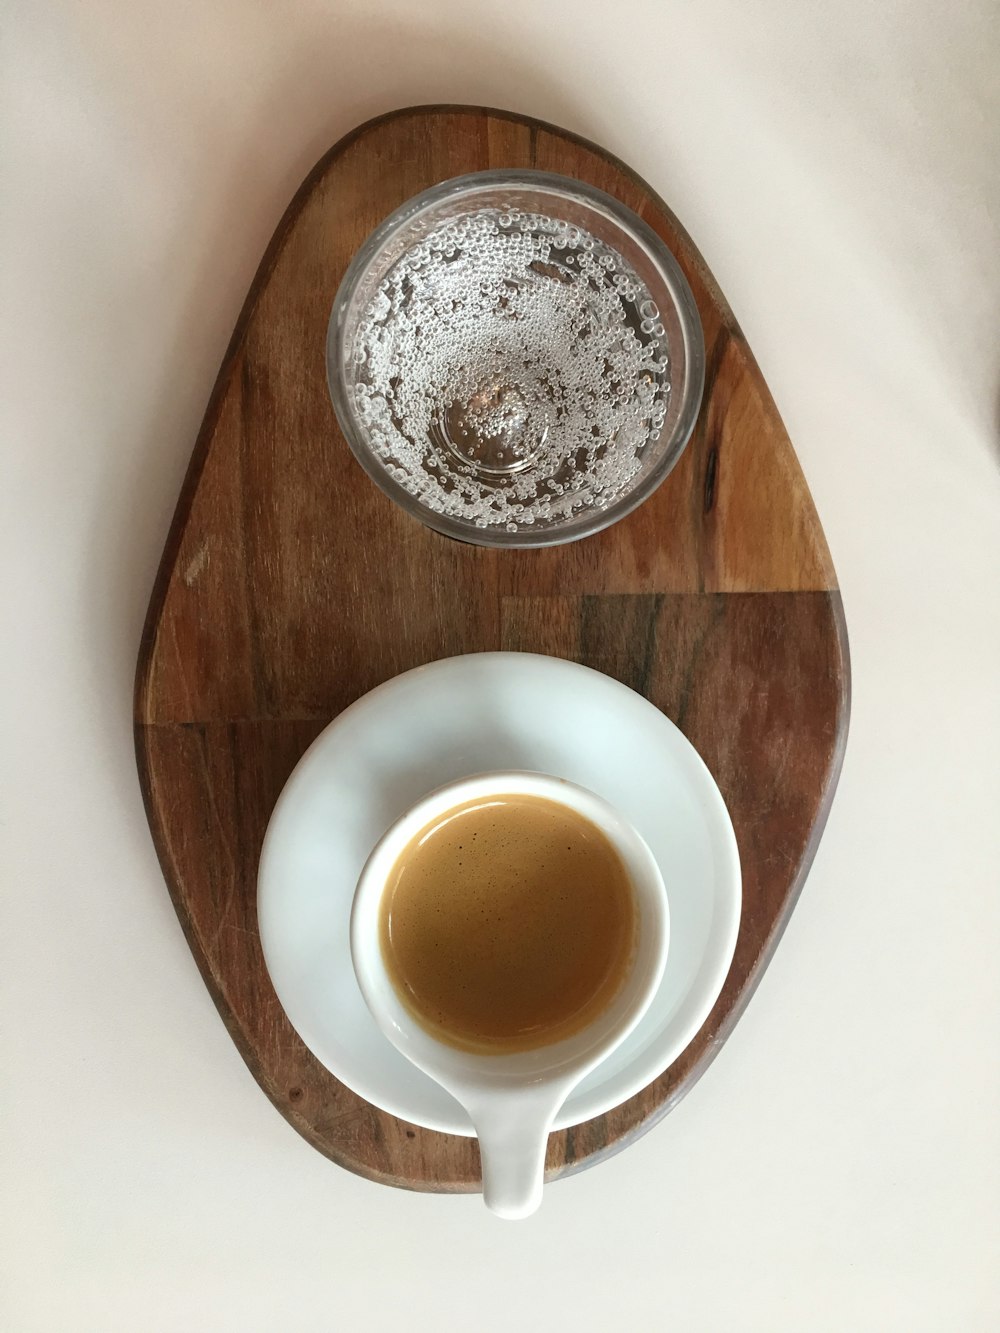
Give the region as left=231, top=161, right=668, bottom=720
left=350, top=771, right=669, bottom=1220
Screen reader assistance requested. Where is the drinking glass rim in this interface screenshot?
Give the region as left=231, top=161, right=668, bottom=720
left=326, top=168, right=705, bottom=548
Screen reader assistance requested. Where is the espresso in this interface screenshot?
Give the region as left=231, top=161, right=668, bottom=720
left=379, top=793, right=636, bottom=1054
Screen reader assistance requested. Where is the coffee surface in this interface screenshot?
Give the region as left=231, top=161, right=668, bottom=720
left=379, top=793, right=636, bottom=1053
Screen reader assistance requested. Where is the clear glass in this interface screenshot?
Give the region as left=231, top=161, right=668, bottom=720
left=327, top=170, right=705, bottom=548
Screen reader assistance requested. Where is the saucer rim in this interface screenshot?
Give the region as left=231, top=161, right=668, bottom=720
left=257, top=651, right=741, bottom=1135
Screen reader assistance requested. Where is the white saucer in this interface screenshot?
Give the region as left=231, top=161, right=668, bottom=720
left=257, top=652, right=741, bottom=1134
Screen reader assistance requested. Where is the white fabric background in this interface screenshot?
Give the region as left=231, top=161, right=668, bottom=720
left=3, top=2, right=998, bottom=1328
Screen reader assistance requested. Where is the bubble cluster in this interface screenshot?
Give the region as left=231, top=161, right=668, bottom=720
left=346, top=208, right=672, bottom=531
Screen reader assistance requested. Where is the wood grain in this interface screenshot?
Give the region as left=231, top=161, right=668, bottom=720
left=135, top=106, right=849, bottom=1191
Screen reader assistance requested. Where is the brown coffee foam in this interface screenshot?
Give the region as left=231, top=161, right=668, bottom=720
left=379, top=794, right=636, bottom=1054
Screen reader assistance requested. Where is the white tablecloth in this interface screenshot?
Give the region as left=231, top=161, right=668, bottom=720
left=3, top=2, right=998, bottom=1328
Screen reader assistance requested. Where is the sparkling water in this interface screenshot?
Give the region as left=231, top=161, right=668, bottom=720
left=349, top=208, right=672, bottom=532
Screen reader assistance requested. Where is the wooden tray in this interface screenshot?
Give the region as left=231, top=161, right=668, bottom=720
left=135, top=106, right=849, bottom=1192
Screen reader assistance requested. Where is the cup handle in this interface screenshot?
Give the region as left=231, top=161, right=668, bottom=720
left=466, top=1085, right=569, bottom=1220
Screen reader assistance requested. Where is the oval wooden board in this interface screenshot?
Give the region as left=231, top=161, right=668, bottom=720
left=135, top=106, right=849, bottom=1192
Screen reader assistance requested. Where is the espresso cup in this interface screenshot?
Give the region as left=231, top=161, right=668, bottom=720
left=351, top=771, right=669, bottom=1219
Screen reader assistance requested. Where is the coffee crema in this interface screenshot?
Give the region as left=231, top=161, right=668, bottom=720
left=378, top=792, right=637, bottom=1054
